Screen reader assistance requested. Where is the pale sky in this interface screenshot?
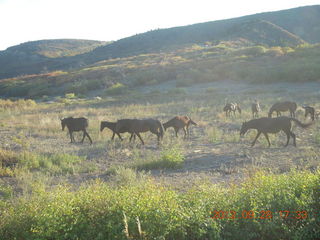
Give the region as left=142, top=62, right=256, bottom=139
left=0, top=0, right=319, bottom=50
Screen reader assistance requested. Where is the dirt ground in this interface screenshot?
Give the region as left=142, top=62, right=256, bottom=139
left=1, top=80, right=320, bottom=190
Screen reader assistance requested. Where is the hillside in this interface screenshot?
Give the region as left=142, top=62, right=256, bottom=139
left=76, top=5, right=319, bottom=64
left=0, top=39, right=108, bottom=79
left=4, top=39, right=108, bottom=58
left=0, top=5, right=319, bottom=80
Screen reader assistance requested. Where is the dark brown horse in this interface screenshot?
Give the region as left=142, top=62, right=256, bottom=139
left=163, top=116, right=197, bottom=138
left=268, top=101, right=297, bottom=118
left=100, top=120, right=135, bottom=141
left=251, top=101, right=261, bottom=118
left=61, top=117, right=93, bottom=144
left=224, top=103, right=241, bottom=117
left=115, top=118, right=164, bottom=145
left=302, top=106, right=315, bottom=121
left=240, top=116, right=311, bottom=147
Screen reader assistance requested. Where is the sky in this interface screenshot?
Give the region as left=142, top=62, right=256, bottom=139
left=0, top=0, right=319, bottom=50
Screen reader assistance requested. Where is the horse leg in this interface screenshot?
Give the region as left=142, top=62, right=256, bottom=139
left=289, top=131, right=296, bottom=147
left=111, top=132, right=115, bottom=140
left=85, top=131, right=93, bottom=144
left=262, top=132, right=271, bottom=147
left=174, top=127, right=179, bottom=138
left=129, top=133, right=134, bottom=142
left=80, top=131, right=86, bottom=143
left=186, top=126, right=190, bottom=139
left=251, top=131, right=261, bottom=147
left=69, top=131, right=74, bottom=143
left=116, top=133, right=123, bottom=141
left=183, top=127, right=187, bottom=139
left=284, top=131, right=290, bottom=147
left=136, top=133, right=144, bottom=145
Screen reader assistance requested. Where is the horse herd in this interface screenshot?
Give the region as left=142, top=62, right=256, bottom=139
left=60, top=101, right=316, bottom=148
left=61, top=116, right=197, bottom=145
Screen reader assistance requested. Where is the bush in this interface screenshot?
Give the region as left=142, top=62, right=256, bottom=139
left=104, top=83, right=128, bottom=95
left=0, top=171, right=319, bottom=239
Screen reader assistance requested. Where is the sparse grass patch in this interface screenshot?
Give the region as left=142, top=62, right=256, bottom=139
left=132, top=145, right=185, bottom=170
left=207, top=126, right=223, bottom=143
left=17, top=152, right=85, bottom=175
left=314, top=132, right=320, bottom=145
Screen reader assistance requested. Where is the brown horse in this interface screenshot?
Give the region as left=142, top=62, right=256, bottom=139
left=240, top=116, right=312, bottom=147
left=268, top=101, right=297, bottom=118
left=163, top=116, right=197, bottom=138
left=302, top=106, right=315, bottom=121
left=251, top=101, right=261, bottom=118
left=61, top=117, right=93, bottom=144
left=115, top=118, right=164, bottom=145
left=100, top=120, right=135, bottom=141
left=224, top=103, right=241, bottom=117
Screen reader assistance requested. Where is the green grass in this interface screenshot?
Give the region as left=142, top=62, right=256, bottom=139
left=0, top=170, right=319, bottom=240
left=132, top=146, right=185, bottom=170
left=0, top=149, right=85, bottom=176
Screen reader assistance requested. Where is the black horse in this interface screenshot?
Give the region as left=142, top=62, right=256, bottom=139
left=240, top=116, right=311, bottom=147
left=100, top=120, right=135, bottom=141
left=61, top=117, right=92, bottom=144
left=268, top=101, right=297, bottom=118
left=115, top=119, right=164, bottom=145
left=302, top=106, right=315, bottom=121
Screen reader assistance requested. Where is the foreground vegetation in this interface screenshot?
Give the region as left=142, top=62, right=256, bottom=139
left=0, top=81, right=319, bottom=239
left=0, top=170, right=319, bottom=240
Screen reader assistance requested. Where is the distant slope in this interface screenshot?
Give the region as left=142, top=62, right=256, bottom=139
left=74, top=5, right=319, bottom=64
left=0, top=5, right=319, bottom=80
left=0, top=39, right=108, bottom=79
left=4, top=39, right=107, bottom=58
left=223, top=20, right=305, bottom=46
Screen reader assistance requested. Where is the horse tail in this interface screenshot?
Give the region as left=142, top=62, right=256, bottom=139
left=189, top=118, right=197, bottom=126
left=290, top=118, right=313, bottom=128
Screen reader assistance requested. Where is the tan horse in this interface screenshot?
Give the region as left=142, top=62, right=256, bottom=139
left=240, top=116, right=311, bottom=147
left=163, top=116, right=197, bottom=138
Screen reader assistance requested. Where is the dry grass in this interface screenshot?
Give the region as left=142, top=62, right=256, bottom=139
left=0, top=81, right=319, bottom=191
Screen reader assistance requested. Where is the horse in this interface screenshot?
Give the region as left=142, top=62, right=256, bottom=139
left=302, top=106, right=315, bottom=121
left=223, top=103, right=241, bottom=117
left=115, top=118, right=164, bottom=145
left=240, top=116, right=312, bottom=147
left=251, top=101, right=261, bottom=118
left=61, top=117, right=93, bottom=144
left=268, top=101, right=297, bottom=118
left=163, top=116, right=197, bottom=139
left=100, top=120, right=135, bottom=141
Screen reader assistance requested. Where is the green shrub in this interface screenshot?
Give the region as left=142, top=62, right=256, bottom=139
left=0, top=171, right=319, bottom=239
left=64, top=93, right=76, bottom=99
left=104, top=83, right=128, bottom=95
